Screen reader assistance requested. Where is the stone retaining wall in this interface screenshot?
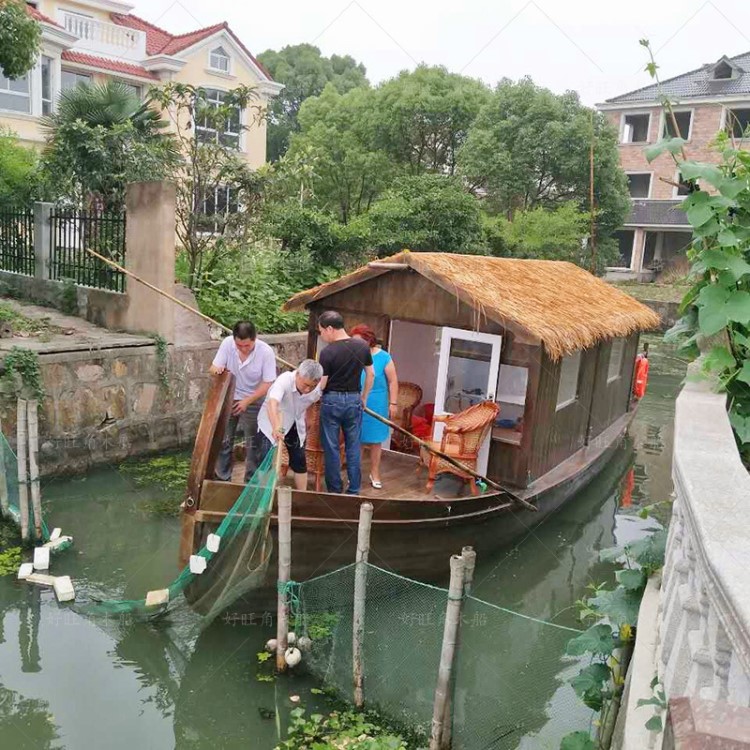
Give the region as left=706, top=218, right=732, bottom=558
left=0, top=332, right=307, bottom=475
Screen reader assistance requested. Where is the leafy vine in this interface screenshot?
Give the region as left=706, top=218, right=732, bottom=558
left=153, top=335, right=170, bottom=393
left=2, top=346, right=44, bottom=401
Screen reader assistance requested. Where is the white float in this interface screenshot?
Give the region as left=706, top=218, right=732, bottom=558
left=287, top=631, right=297, bottom=645
left=284, top=647, right=302, bottom=667
left=206, top=534, right=221, bottom=553
left=33, top=547, right=50, bottom=571
left=265, top=638, right=278, bottom=653
left=50, top=528, right=62, bottom=541
left=145, top=589, right=169, bottom=607
left=189, top=555, right=207, bottom=574
left=53, top=576, right=75, bottom=602
left=298, top=636, right=312, bottom=652
left=17, top=563, right=33, bottom=580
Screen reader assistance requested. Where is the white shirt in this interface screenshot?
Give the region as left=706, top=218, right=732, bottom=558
left=258, top=370, right=322, bottom=445
left=212, top=336, right=276, bottom=400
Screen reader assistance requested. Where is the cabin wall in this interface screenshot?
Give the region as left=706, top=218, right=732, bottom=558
left=588, top=333, right=640, bottom=440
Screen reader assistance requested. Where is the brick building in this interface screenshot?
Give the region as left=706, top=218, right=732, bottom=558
left=598, top=53, right=750, bottom=280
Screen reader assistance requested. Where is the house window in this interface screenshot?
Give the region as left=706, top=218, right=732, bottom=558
left=663, top=111, right=692, bottom=140
left=117, top=81, right=141, bottom=99
left=195, top=88, right=241, bottom=149
left=627, top=173, right=651, bottom=199
left=41, top=56, right=53, bottom=115
left=209, top=46, right=230, bottom=73
left=622, top=113, right=650, bottom=143
left=556, top=352, right=581, bottom=410
left=199, top=185, right=239, bottom=233
left=675, top=170, right=698, bottom=197
left=61, top=70, right=92, bottom=92
left=614, top=230, right=635, bottom=268
left=727, top=108, right=750, bottom=138
left=0, top=70, right=30, bottom=113
left=607, top=339, right=625, bottom=382
left=714, top=61, right=734, bottom=80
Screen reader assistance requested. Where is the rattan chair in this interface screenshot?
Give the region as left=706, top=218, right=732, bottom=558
left=390, top=382, right=423, bottom=454
left=280, top=401, right=326, bottom=491
left=419, top=400, right=500, bottom=496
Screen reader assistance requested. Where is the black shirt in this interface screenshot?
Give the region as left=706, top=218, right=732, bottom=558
left=320, top=338, right=373, bottom=393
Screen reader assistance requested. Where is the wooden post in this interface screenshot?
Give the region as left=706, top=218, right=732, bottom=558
left=27, top=400, right=42, bottom=541
left=276, top=485, right=293, bottom=672
left=440, top=546, right=477, bottom=750
left=429, top=554, right=466, bottom=750
left=353, top=501, right=374, bottom=708
left=0, top=417, right=9, bottom=517
left=16, top=398, right=29, bottom=541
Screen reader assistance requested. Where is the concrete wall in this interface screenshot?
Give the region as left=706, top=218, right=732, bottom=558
left=0, top=333, right=306, bottom=476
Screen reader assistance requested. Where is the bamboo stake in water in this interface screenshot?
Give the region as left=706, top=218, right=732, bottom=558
left=276, top=486, right=293, bottom=672
left=16, top=398, right=29, bottom=541
left=429, top=554, right=466, bottom=750
left=353, top=501, right=374, bottom=708
left=0, top=417, right=9, bottom=517
left=440, top=546, right=477, bottom=749
left=27, top=400, right=42, bottom=541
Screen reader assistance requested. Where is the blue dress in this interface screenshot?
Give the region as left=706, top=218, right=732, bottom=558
left=360, top=349, right=392, bottom=444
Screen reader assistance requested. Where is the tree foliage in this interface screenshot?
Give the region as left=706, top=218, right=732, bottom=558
left=0, top=128, right=39, bottom=209
left=41, top=81, right=177, bottom=210
left=458, top=77, right=629, bottom=239
left=257, top=44, right=368, bottom=161
left=0, top=1, right=41, bottom=79
left=375, top=65, right=491, bottom=175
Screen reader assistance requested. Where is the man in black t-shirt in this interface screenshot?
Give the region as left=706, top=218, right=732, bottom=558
left=318, top=310, right=374, bottom=494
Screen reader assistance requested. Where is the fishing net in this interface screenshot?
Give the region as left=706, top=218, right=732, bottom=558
left=0, top=432, right=71, bottom=551
left=80, top=446, right=279, bottom=623
left=295, top=562, right=592, bottom=750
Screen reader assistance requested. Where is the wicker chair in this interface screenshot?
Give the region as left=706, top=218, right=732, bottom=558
left=419, top=401, right=500, bottom=496
left=280, top=401, right=326, bottom=491
left=390, top=382, right=423, bottom=454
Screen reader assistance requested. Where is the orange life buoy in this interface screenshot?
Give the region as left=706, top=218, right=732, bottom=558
left=633, top=355, right=649, bottom=399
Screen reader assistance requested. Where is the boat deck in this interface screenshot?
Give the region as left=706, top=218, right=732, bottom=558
left=230, top=447, right=471, bottom=500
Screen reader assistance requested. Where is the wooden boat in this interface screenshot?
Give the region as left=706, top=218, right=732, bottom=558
left=179, top=252, right=659, bottom=608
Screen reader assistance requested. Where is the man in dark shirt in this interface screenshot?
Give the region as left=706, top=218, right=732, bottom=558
left=318, top=310, right=374, bottom=494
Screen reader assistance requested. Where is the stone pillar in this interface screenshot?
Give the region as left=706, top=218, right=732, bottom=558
left=631, top=228, right=646, bottom=273
left=33, top=202, right=53, bottom=281
left=123, top=181, right=176, bottom=342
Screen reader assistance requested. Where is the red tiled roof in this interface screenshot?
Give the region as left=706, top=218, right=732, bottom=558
left=26, top=5, right=64, bottom=29
left=110, top=14, right=273, bottom=80
left=61, top=51, right=159, bottom=80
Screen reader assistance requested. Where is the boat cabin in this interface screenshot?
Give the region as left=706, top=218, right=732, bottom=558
left=284, top=251, right=660, bottom=490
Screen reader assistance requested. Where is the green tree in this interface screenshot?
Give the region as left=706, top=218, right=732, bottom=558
left=41, top=81, right=177, bottom=210
left=257, top=44, right=368, bottom=161
left=375, top=65, right=491, bottom=175
left=287, top=84, right=392, bottom=223
left=148, top=82, right=265, bottom=289
left=0, top=1, right=41, bottom=79
left=0, top=128, right=39, bottom=209
left=363, top=174, right=485, bottom=254
left=458, top=77, right=629, bottom=248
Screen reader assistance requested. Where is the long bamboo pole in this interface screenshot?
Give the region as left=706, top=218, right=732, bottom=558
left=353, top=501, right=373, bottom=708
left=0, top=417, right=9, bottom=517
left=16, top=398, right=29, bottom=541
left=275, top=485, right=293, bottom=672
left=83, top=248, right=534, bottom=511
left=27, top=400, right=42, bottom=541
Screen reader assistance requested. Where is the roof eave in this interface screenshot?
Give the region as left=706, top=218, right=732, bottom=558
left=143, top=55, right=187, bottom=73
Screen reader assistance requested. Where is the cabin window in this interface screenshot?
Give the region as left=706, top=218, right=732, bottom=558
left=494, top=365, right=528, bottom=444
left=626, top=173, right=651, bottom=199
left=556, top=351, right=581, bottom=410
left=663, top=110, right=692, bottom=140
left=608, top=339, right=625, bottom=382
left=726, top=108, right=750, bottom=139
left=621, top=113, right=650, bottom=143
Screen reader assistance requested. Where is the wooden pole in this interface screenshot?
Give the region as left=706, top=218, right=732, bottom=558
left=429, top=554, right=466, bottom=750
left=276, top=485, right=293, bottom=672
left=27, top=400, right=42, bottom=541
left=16, top=398, right=29, bottom=541
left=0, top=417, right=9, bottom=517
left=440, top=546, right=477, bottom=750
left=353, top=501, right=374, bottom=708
left=84, top=247, right=535, bottom=511
left=589, top=109, right=597, bottom=274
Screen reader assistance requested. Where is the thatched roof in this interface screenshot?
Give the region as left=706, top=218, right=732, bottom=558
left=284, top=251, right=660, bottom=360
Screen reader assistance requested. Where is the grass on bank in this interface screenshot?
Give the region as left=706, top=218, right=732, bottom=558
left=612, top=282, right=689, bottom=304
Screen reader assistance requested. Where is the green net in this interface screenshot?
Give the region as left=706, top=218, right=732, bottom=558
left=80, top=446, right=279, bottom=623
left=0, top=431, right=71, bottom=551
left=295, top=562, right=591, bottom=749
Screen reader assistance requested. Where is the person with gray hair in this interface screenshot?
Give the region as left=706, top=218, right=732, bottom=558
left=256, top=359, right=324, bottom=490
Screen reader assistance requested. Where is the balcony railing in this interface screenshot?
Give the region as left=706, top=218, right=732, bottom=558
left=60, top=12, right=147, bottom=61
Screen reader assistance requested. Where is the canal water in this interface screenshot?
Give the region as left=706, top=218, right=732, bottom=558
left=0, top=335, right=686, bottom=750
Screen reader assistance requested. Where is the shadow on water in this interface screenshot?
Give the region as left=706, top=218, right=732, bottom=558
left=0, top=336, right=686, bottom=749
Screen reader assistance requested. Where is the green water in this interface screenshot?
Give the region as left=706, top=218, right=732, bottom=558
left=0, top=336, right=686, bottom=749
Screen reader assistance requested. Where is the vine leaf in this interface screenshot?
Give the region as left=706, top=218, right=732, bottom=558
left=560, top=731, right=596, bottom=750
left=736, top=361, right=750, bottom=386
left=588, top=586, right=642, bottom=627
left=644, top=137, right=686, bottom=162
left=571, top=663, right=611, bottom=711
left=645, top=715, right=664, bottom=732
left=565, top=623, right=617, bottom=657
left=702, top=346, right=735, bottom=373
left=616, top=568, right=647, bottom=591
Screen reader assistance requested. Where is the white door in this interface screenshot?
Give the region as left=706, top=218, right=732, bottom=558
left=433, top=327, right=502, bottom=475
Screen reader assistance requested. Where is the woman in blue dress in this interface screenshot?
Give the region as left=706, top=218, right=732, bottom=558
left=351, top=324, right=399, bottom=489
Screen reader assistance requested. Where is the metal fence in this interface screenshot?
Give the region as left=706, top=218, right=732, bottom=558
left=49, top=208, right=126, bottom=292
left=0, top=208, right=35, bottom=275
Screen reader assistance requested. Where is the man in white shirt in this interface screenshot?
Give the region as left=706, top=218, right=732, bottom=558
left=256, top=360, right=323, bottom=490
left=210, top=320, right=277, bottom=482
